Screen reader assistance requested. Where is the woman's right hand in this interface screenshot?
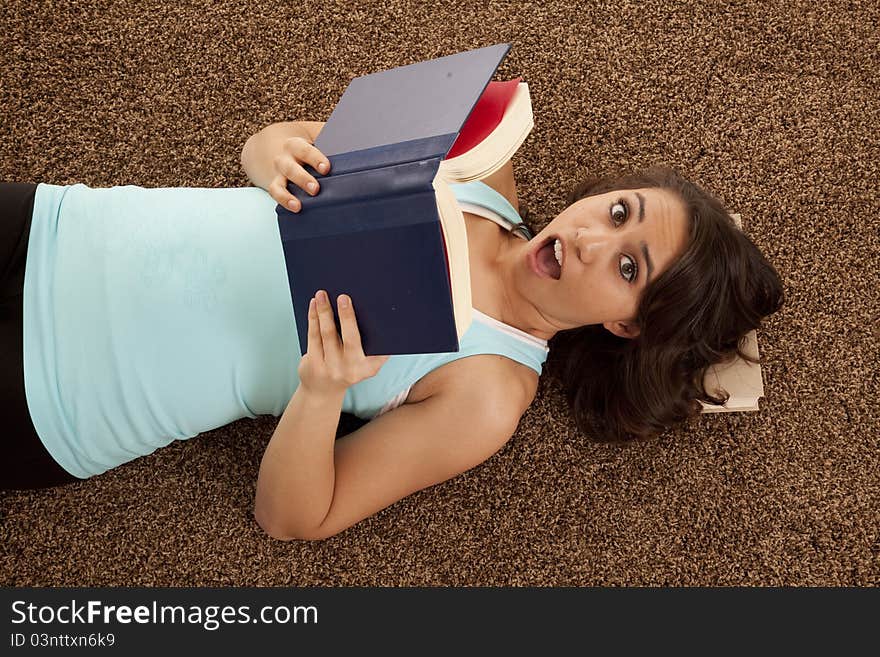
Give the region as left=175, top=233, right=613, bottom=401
left=298, top=290, right=390, bottom=398
left=268, top=136, right=331, bottom=213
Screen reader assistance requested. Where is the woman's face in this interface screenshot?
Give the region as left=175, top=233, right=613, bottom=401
left=519, top=186, right=690, bottom=338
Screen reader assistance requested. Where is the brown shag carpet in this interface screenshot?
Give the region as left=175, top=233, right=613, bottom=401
left=1, top=0, right=878, bottom=586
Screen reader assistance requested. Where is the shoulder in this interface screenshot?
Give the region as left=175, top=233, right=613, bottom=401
left=408, top=354, right=537, bottom=428
left=477, top=160, right=520, bottom=214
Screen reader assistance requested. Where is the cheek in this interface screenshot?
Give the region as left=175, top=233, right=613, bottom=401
left=582, top=273, right=638, bottom=317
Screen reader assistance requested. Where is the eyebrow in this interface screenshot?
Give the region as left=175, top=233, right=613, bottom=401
left=634, top=192, right=654, bottom=282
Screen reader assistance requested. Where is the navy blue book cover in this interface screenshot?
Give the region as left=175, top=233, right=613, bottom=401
left=276, top=44, right=510, bottom=356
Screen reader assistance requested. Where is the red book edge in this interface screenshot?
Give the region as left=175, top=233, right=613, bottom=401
left=445, top=77, right=522, bottom=159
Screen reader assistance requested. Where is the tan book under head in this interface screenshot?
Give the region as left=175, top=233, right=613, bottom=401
left=699, top=328, right=763, bottom=412
left=699, top=214, right=766, bottom=413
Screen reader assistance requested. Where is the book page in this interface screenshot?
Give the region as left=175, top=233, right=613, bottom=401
left=439, top=83, right=534, bottom=183
left=432, top=177, right=473, bottom=340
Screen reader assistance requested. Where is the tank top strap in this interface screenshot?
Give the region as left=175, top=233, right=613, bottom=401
left=450, top=180, right=534, bottom=241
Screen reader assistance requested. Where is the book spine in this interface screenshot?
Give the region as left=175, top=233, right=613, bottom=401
left=315, top=134, right=458, bottom=177
left=277, top=157, right=442, bottom=230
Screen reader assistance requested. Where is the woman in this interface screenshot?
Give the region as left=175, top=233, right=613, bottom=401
left=0, top=120, right=783, bottom=541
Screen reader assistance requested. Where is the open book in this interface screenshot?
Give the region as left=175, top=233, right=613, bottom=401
left=275, top=44, right=532, bottom=356
left=699, top=213, right=766, bottom=413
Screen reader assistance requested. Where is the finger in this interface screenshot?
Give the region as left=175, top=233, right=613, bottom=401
left=285, top=139, right=329, bottom=190
left=336, top=294, right=366, bottom=359
left=268, top=174, right=301, bottom=213
left=273, top=153, right=319, bottom=197
left=306, top=296, right=323, bottom=360
left=315, top=290, right=342, bottom=360
left=302, top=142, right=331, bottom=178
left=285, top=137, right=330, bottom=176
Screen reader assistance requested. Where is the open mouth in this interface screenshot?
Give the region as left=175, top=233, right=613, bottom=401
left=533, top=235, right=562, bottom=280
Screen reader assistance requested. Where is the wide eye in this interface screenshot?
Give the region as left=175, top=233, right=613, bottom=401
left=610, top=200, right=628, bottom=226
left=619, top=254, right=638, bottom=283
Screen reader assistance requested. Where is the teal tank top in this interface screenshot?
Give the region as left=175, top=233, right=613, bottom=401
left=23, top=181, right=548, bottom=479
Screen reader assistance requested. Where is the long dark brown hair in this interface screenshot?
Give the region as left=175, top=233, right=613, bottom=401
left=537, top=166, right=784, bottom=442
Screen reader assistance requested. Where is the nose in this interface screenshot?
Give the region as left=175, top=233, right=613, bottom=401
left=575, top=228, right=610, bottom=264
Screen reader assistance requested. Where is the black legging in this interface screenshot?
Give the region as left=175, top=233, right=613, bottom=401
left=1, top=182, right=77, bottom=490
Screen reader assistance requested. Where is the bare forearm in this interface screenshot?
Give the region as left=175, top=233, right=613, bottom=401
left=254, top=385, right=345, bottom=539
left=240, top=121, right=324, bottom=190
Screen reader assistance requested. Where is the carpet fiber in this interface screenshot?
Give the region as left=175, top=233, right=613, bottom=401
left=1, top=0, right=877, bottom=586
